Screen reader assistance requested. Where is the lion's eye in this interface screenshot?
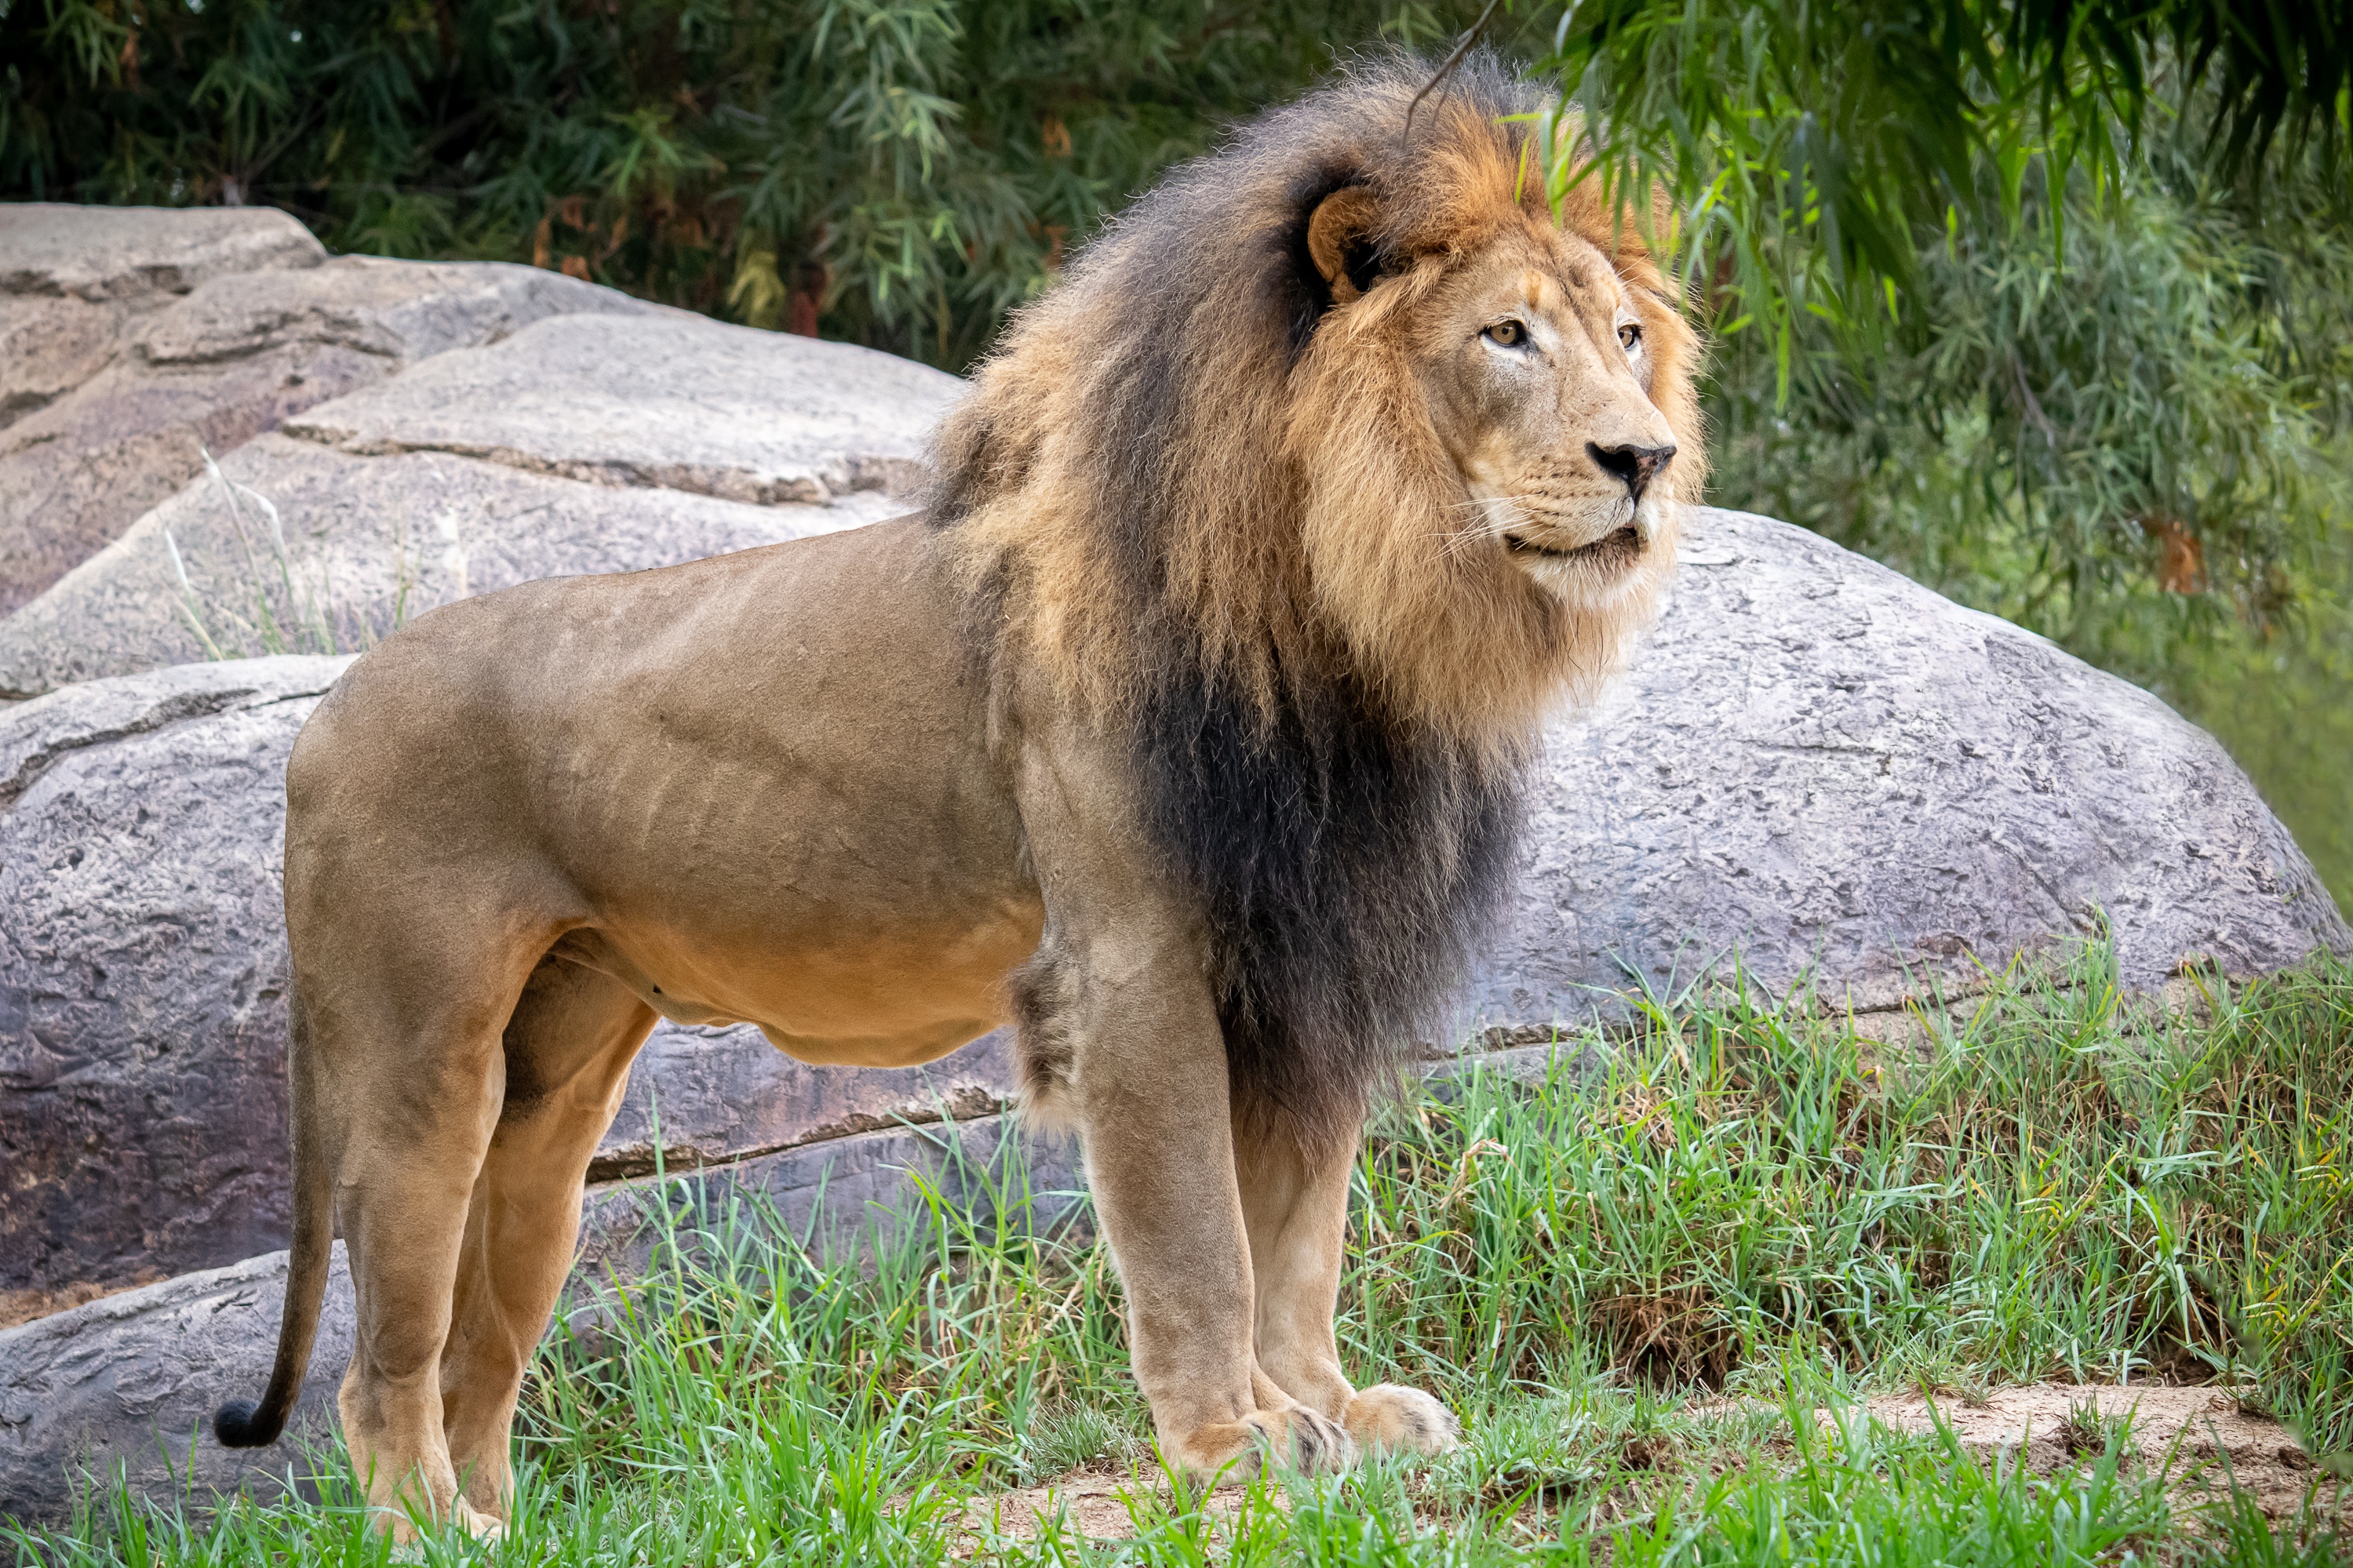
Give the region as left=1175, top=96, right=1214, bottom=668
left=1618, top=322, right=1642, bottom=352
left=1484, top=319, right=1527, bottom=347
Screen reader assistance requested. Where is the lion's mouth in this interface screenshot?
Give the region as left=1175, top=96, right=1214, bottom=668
left=1504, top=525, right=1644, bottom=568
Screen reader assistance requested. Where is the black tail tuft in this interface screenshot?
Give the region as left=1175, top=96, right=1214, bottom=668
left=213, top=1397, right=283, bottom=1448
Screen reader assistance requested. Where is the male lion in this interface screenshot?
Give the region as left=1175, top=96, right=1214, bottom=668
left=213, top=55, right=1701, bottom=1536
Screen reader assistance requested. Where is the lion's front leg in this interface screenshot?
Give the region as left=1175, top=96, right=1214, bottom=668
left=1036, top=925, right=1348, bottom=1481
left=1237, top=1126, right=1462, bottom=1458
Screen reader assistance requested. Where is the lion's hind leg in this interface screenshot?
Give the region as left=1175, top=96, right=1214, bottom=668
left=311, top=919, right=559, bottom=1542
left=1237, top=1126, right=1461, bottom=1459
left=439, top=956, right=657, bottom=1523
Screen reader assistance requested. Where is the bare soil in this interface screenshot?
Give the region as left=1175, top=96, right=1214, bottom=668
left=941, top=1384, right=2345, bottom=1548
left=1854, top=1383, right=2340, bottom=1524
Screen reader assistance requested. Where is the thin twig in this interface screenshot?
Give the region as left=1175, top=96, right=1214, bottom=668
left=1404, top=0, right=1505, bottom=142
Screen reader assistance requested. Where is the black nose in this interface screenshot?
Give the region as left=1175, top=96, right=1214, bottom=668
left=1587, top=440, right=1677, bottom=499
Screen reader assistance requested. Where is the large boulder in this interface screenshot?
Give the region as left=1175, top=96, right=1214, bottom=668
left=1463, top=509, right=2348, bottom=1032
left=0, top=1113, right=1082, bottom=1526
left=6, top=508, right=2344, bottom=1312
left=0, top=313, right=965, bottom=694
left=0, top=203, right=671, bottom=620
left=0, top=657, right=1018, bottom=1298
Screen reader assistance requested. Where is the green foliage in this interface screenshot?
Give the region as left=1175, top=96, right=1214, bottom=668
left=2171, top=535, right=2353, bottom=914
left=8, top=946, right=2351, bottom=1563
left=2, top=0, right=1527, bottom=366
left=1706, top=137, right=2351, bottom=653
left=1546, top=0, right=2353, bottom=360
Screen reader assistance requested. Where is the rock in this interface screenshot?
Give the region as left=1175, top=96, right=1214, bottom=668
left=0, top=1114, right=1078, bottom=1526
left=279, top=311, right=963, bottom=505
left=0, top=247, right=666, bottom=617
left=570, top=1111, right=1087, bottom=1286
left=0, top=312, right=966, bottom=694
left=2, top=297, right=120, bottom=428
left=1459, top=507, right=2351, bottom=1036
left=0, top=437, right=909, bottom=696
left=0, top=660, right=1019, bottom=1296
left=2, top=205, right=322, bottom=437
left=0, top=205, right=324, bottom=303
left=1, top=659, right=352, bottom=1294
left=0, top=1243, right=355, bottom=1528
left=592, top=1024, right=1018, bottom=1182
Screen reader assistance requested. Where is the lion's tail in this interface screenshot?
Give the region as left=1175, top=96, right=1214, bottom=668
left=213, top=978, right=330, bottom=1449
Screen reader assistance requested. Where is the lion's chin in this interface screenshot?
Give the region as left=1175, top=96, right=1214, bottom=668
left=1503, top=522, right=1645, bottom=570
left=1498, top=495, right=1667, bottom=582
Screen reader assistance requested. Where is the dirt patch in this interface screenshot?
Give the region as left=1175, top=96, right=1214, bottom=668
left=1853, top=1384, right=2341, bottom=1523
left=942, top=1471, right=1265, bottom=1550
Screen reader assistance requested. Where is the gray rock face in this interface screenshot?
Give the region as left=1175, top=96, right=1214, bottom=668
left=1, top=660, right=351, bottom=1294
left=0, top=659, right=1019, bottom=1296
left=281, top=311, right=963, bottom=505
left=0, top=205, right=324, bottom=302
left=594, top=1024, right=1017, bottom=1181
left=0, top=436, right=908, bottom=696
left=0, top=312, right=964, bottom=695
left=0, top=242, right=665, bottom=618
left=2, top=205, right=322, bottom=438
left=0, top=1114, right=1076, bottom=1526
left=1461, top=508, right=2350, bottom=1034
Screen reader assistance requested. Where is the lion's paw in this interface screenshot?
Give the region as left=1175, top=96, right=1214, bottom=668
left=1176, top=1403, right=1357, bottom=1479
left=1342, top=1384, right=1461, bottom=1456
left=379, top=1494, right=503, bottom=1556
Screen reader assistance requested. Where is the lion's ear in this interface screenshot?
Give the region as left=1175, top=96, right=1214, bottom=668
left=1306, top=185, right=1382, bottom=305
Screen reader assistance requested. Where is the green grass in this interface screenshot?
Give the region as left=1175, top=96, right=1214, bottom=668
left=9, top=944, right=2352, bottom=1564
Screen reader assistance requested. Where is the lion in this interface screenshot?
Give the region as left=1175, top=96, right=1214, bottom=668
left=209, top=53, right=1703, bottom=1537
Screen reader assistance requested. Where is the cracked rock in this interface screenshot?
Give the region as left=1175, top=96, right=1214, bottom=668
left=0, top=243, right=665, bottom=617
left=0, top=311, right=960, bottom=695
left=0, top=658, right=352, bottom=1293
left=0, top=205, right=323, bottom=304
left=0, top=435, right=908, bottom=695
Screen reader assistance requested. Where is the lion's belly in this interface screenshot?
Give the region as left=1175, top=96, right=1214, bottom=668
left=550, top=889, right=1044, bottom=1069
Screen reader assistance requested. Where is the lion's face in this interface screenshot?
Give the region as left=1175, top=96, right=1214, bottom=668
left=1415, top=229, right=1686, bottom=606
left=1287, top=191, right=1701, bottom=737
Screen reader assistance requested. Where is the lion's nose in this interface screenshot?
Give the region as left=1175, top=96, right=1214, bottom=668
left=1587, top=440, right=1677, bottom=499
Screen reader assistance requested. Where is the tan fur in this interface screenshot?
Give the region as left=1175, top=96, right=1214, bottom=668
left=214, top=61, right=1702, bottom=1541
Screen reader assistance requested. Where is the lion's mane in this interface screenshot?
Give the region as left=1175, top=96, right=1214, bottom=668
left=931, top=54, right=1703, bottom=1146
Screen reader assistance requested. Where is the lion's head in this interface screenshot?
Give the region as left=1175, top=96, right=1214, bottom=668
left=933, top=54, right=1706, bottom=1143
left=934, top=52, right=1703, bottom=748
